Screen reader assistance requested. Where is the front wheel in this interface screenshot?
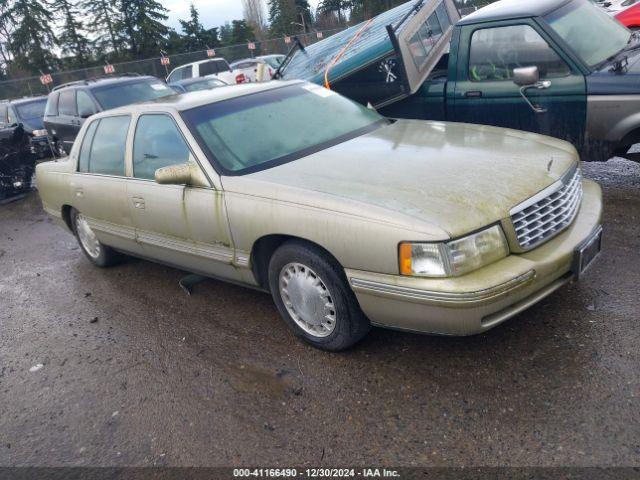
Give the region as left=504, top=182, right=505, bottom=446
left=268, top=241, right=370, bottom=351
left=71, top=208, right=122, bottom=267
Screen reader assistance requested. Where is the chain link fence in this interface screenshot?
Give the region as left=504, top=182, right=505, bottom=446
left=0, top=28, right=346, bottom=99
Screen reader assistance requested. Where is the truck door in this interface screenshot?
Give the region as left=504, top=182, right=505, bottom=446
left=451, top=21, right=586, bottom=148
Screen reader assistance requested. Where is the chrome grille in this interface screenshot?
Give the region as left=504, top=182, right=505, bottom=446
left=511, top=167, right=583, bottom=250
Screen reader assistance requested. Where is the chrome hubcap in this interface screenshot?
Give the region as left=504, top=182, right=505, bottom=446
left=76, top=214, right=101, bottom=259
left=279, top=263, right=337, bottom=338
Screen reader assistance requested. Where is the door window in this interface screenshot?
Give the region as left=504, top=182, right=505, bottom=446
left=132, top=115, right=190, bottom=180
left=77, top=91, right=97, bottom=117
left=469, top=25, right=570, bottom=82
left=58, top=90, right=77, bottom=116
left=79, top=116, right=130, bottom=176
left=0, top=105, right=7, bottom=125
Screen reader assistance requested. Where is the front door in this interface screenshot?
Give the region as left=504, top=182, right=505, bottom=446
left=451, top=21, right=587, bottom=148
left=125, top=113, right=237, bottom=280
left=56, top=89, right=83, bottom=153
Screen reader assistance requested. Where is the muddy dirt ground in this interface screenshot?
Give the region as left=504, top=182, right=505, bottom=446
left=0, top=159, right=638, bottom=467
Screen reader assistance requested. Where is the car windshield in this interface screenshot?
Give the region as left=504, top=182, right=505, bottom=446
left=15, top=99, right=46, bottom=120
left=92, top=80, right=174, bottom=110
left=261, top=57, right=283, bottom=69
left=182, top=83, right=386, bottom=175
left=184, top=79, right=226, bottom=92
left=545, top=0, right=631, bottom=68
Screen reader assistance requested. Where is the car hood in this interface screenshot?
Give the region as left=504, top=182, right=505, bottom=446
left=588, top=48, right=640, bottom=94
left=224, top=120, right=577, bottom=239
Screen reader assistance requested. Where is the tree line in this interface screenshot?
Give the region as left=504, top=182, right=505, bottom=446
left=0, top=0, right=492, bottom=80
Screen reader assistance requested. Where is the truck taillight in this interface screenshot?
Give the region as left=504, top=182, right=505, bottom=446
left=236, top=73, right=246, bottom=84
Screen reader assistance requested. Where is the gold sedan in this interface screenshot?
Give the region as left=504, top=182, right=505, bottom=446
left=36, top=81, right=603, bottom=351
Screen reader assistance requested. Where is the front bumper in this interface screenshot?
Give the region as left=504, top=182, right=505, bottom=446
left=347, top=179, right=603, bottom=336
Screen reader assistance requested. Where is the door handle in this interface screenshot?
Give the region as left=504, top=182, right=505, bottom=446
left=464, top=90, right=483, bottom=98
left=131, top=197, right=145, bottom=209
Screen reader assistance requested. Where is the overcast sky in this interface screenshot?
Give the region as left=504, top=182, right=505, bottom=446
left=163, top=0, right=321, bottom=31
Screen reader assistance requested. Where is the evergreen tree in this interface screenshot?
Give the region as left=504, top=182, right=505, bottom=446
left=81, top=0, right=123, bottom=55
left=52, top=0, right=91, bottom=66
left=230, top=20, right=254, bottom=44
left=218, top=22, right=233, bottom=45
left=4, top=0, right=58, bottom=72
left=119, top=0, right=169, bottom=56
left=179, top=4, right=206, bottom=50
left=318, top=0, right=350, bottom=24
left=268, top=0, right=311, bottom=36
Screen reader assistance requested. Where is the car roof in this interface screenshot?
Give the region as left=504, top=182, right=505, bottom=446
left=103, top=80, right=303, bottom=115
left=3, top=96, right=47, bottom=105
left=52, top=75, right=159, bottom=92
left=458, top=0, right=573, bottom=25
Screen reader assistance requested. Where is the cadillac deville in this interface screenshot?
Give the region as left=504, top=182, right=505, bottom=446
left=36, top=81, right=603, bottom=351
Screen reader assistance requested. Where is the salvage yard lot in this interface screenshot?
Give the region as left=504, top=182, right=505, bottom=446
left=0, top=159, right=639, bottom=466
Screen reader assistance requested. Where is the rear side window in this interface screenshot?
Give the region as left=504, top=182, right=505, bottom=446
left=58, top=90, right=77, bottom=116
left=78, top=120, right=99, bottom=173
left=0, top=105, right=7, bottom=125
left=199, top=60, right=229, bottom=76
left=77, top=91, right=97, bottom=117
left=45, top=93, right=59, bottom=116
left=168, top=65, right=193, bottom=82
left=79, top=116, right=130, bottom=176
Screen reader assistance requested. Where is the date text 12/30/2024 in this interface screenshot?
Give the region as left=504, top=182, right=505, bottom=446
left=233, top=469, right=401, bottom=478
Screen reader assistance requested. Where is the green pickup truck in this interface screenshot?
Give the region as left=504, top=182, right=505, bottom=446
left=282, top=0, right=640, bottom=161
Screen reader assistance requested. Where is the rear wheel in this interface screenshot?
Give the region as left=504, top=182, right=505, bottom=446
left=71, top=208, right=121, bottom=267
left=268, top=241, right=370, bottom=351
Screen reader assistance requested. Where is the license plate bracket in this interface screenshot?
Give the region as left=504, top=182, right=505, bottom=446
left=572, top=225, right=603, bottom=279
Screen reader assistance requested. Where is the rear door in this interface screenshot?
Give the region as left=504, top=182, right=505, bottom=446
left=125, top=113, right=236, bottom=278
left=70, top=115, right=138, bottom=253
left=451, top=21, right=587, bottom=146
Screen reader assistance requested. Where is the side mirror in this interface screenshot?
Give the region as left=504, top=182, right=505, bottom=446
left=154, top=161, right=209, bottom=188
left=513, top=66, right=540, bottom=87
left=513, top=66, right=552, bottom=114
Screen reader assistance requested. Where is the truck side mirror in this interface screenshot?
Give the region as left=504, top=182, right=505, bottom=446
left=78, top=107, right=95, bottom=119
left=513, top=66, right=540, bottom=87
left=513, top=66, right=552, bottom=114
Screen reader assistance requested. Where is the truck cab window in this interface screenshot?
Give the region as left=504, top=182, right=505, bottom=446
left=469, top=25, right=570, bottom=82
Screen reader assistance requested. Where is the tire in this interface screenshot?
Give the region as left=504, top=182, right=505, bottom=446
left=70, top=208, right=122, bottom=267
left=268, top=240, right=370, bottom=351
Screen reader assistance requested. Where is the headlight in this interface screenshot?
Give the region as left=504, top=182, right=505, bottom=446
left=399, top=225, right=509, bottom=277
left=32, top=129, right=48, bottom=137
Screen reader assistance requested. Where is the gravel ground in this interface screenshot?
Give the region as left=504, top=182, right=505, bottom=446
left=0, top=159, right=638, bottom=467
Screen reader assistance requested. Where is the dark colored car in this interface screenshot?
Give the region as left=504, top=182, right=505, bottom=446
left=284, top=0, right=640, bottom=162
left=43, top=75, right=174, bottom=155
left=0, top=124, right=34, bottom=199
left=169, top=77, right=228, bottom=93
left=0, top=96, right=50, bottom=158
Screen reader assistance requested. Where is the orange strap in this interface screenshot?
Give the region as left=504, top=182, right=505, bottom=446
left=324, top=18, right=375, bottom=90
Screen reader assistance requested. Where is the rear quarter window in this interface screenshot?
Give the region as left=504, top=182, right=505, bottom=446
left=45, top=93, right=59, bottom=116
left=58, top=90, right=77, bottom=116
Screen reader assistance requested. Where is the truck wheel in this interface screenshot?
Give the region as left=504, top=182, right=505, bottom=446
left=268, top=240, right=370, bottom=351
left=71, top=208, right=121, bottom=267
